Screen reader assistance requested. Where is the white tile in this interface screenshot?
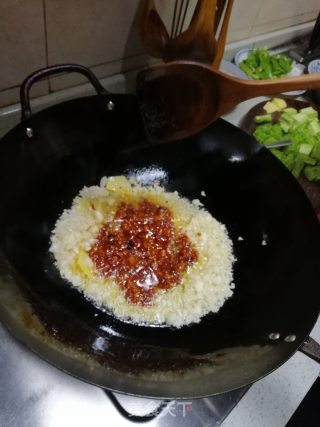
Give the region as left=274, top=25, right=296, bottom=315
left=45, top=0, right=144, bottom=66
left=48, top=53, right=156, bottom=92
left=228, top=0, right=264, bottom=31
left=0, top=0, right=47, bottom=91
left=0, top=81, right=49, bottom=109
left=255, top=0, right=319, bottom=25
left=227, top=28, right=251, bottom=44
left=250, top=12, right=318, bottom=38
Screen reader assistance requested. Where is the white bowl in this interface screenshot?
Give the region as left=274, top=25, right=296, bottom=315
left=308, top=59, right=320, bottom=74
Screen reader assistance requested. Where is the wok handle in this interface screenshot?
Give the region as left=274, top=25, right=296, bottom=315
left=105, top=391, right=170, bottom=422
left=299, top=336, right=320, bottom=364
left=20, top=63, right=109, bottom=121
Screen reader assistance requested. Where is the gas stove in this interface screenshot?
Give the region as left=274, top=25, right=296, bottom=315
left=0, top=27, right=319, bottom=424
left=0, top=323, right=248, bottom=427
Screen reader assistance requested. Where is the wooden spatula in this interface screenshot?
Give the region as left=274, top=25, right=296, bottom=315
left=164, top=0, right=218, bottom=63
left=140, top=0, right=221, bottom=64
left=212, top=0, right=234, bottom=68
left=137, top=61, right=320, bottom=141
left=139, top=0, right=170, bottom=58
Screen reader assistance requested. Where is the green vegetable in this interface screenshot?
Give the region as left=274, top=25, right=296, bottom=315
left=299, top=154, right=317, bottom=165
left=304, top=165, right=320, bottom=181
left=254, top=114, right=272, bottom=124
left=309, top=119, right=320, bottom=135
left=253, top=123, right=283, bottom=143
left=312, top=141, right=320, bottom=161
left=283, top=108, right=298, bottom=115
left=291, top=156, right=305, bottom=178
left=299, top=144, right=313, bottom=155
left=253, top=99, right=320, bottom=181
left=239, top=48, right=293, bottom=80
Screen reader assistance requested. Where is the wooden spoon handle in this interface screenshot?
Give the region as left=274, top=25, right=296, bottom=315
left=218, top=71, right=320, bottom=115
left=189, top=0, right=218, bottom=32
left=241, top=73, right=320, bottom=93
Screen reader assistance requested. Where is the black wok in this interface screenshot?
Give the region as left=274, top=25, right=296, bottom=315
left=0, top=64, right=319, bottom=400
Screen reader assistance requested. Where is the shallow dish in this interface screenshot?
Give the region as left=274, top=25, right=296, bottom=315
left=234, top=48, right=306, bottom=96
left=220, top=59, right=248, bottom=79
left=240, top=97, right=320, bottom=215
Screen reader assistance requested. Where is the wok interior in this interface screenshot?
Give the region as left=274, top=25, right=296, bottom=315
left=0, top=94, right=319, bottom=398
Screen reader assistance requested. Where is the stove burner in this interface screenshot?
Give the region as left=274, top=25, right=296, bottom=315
left=106, top=391, right=170, bottom=423
left=104, top=387, right=249, bottom=426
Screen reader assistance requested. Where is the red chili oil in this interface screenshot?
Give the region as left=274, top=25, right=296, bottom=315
left=88, top=198, right=198, bottom=306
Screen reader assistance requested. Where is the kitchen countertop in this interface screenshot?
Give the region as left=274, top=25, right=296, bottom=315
left=0, top=73, right=319, bottom=426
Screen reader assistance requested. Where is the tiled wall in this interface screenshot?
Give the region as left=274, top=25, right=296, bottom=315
left=0, top=0, right=318, bottom=108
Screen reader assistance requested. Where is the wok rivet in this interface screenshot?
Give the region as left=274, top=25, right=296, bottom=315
left=284, top=334, right=296, bottom=343
left=107, top=101, right=115, bottom=111
left=26, top=127, right=33, bottom=138
left=268, top=332, right=280, bottom=340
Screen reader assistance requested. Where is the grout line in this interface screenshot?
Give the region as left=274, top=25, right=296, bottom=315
left=0, top=21, right=314, bottom=103
left=0, top=85, right=20, bottom=93
left=224, top=21, right=313, bottom=60
left=42, top=0, right=51, bottom=92
left=249, top=13, right=317, bottom=38
left=251, top=0, right=265, bottom=28
left=47, top=51, right=149, bottom=82
left=0, top=52, right=150, bottom=95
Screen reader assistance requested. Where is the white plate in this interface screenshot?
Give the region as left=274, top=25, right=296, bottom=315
left=234, top=48, right=306, bottom=96
left=234, top=48, right=252, bottom=67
